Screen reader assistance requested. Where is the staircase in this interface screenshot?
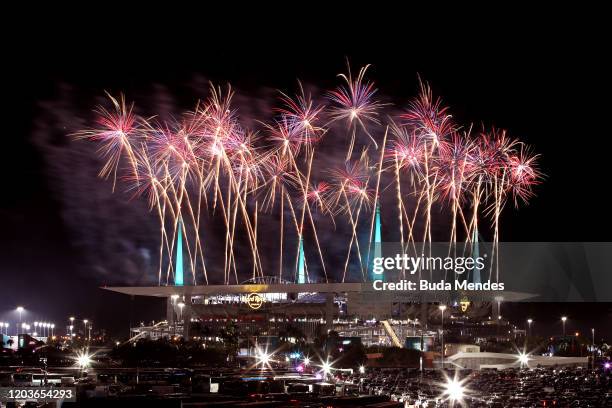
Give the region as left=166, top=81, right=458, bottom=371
left=381, top=320, right=403, bottom=348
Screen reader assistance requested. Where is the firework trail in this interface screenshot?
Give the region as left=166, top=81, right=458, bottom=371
left=74, top=64, right=542, bottom=286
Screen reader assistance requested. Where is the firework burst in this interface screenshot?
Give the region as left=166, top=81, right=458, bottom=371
left=75, top=64, right=542, bottom=285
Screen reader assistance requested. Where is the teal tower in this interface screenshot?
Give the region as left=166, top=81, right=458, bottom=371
left=297, top=235, right=306, bottom=284
left=369, top=201, right=383, bottom=281
left=174, top=218, right=184, bottom=286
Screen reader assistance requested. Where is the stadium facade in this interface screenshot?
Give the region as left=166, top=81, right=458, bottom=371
left=104, top=212, right=531, bottom=346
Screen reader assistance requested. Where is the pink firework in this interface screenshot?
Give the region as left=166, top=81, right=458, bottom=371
left=327, top=64, right=383, bottom=150
left=259, top=152, right=297, bottom=210
left=276, top=82, right=326, bottom=147
left=474, top=129, right=518, bottom=181
left=304, top=181, right=333, bottom=213
left=436, top=133, right=475, bottom=203
left=147, top=123, right=191, bottom=182
left=386, top=122, right=424, bottom=177
left=123, top=150, right=167, bottom=209
left=231, top=131, right=264, bottom=190
left=265, top=117, right=305, bottom=157
left=330, top=156, right=374, bottom=213
left=401, top=80, right=454, bottom=147
left=195, top=85, right=245, bottom=163
left=506, top=146, right=541, bottom=206
left=76, top=93, right=141, bottom=183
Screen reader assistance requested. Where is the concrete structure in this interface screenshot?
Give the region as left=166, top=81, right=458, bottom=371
left=104, top=280, right=534, bottom=345
left=444, top=343, right=480, bottom=357
left=447, top=351, right=588, bottom=370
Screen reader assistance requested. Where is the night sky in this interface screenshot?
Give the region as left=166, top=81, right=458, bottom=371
left=2, top=21, right=610, bottom=339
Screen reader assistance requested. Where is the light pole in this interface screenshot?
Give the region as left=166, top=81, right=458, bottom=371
left=16, top=306, right=24, bottom=335
left=171, top=295, right=180, bottom=335
left=439, top=305, right=446, bottom=369
left=591, top=328, right=595, bottom=368
left=83, top=320, right=89, bottom=341
left=69, top=317, right=75, bottom=341
left=51, top=324, right=55, bottom=337
left=494, top=296, right=503, bottom=322
left=177, top=302, right=185, bottom=320
left=561, top=316, right=567, bottom=336
left=527, top=319, right=533, bottom=338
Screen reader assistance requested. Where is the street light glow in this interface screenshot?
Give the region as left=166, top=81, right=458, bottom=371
left=321, top=359, right=333, bottom=375
left=518, top=352, right=530, bottom=366
left=76, top=351, right=92, bottom=368
left=561, top=316, right=567, bottom=322
left=444, top=378, right=465, bottom=401
left=16, top=306, right=24, bottom=312
left=303, top=357, right=310, bottom=366
left=359, top=365, right=365, bottom=374
left=257, top=351, right=271, bottom=366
